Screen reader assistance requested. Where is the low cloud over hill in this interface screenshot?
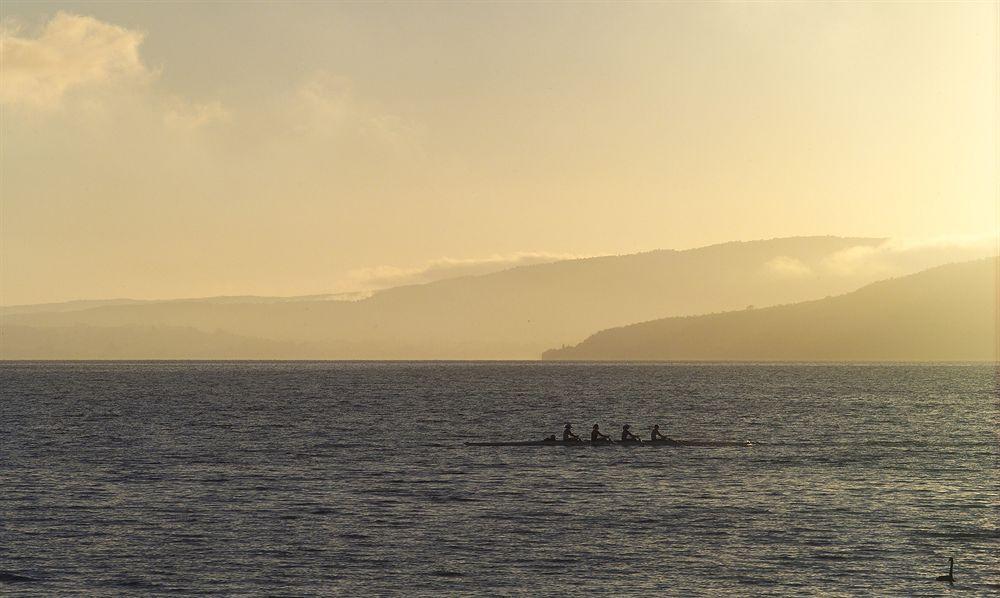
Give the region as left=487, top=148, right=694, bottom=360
left=2, top=237, right=994, bottom=359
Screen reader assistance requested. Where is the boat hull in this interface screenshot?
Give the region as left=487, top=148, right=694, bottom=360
left=464, top=439, right=752, bottom=447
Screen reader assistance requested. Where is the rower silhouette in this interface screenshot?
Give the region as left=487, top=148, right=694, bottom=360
left=651, top=424, right=672, bottom=442
left=563, top=423, right=580, bottom=442
left=591, top=424, right=610, bottom=442
left=621, top=424, right=640, bottom=441
left=935, top=557, right=954, bottom=584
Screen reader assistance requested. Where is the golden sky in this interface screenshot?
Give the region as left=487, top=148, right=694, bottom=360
left=1, top=2, right=997, bottom=305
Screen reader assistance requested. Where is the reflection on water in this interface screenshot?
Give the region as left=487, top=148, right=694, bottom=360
left=1, top=362, right=997, bottom=595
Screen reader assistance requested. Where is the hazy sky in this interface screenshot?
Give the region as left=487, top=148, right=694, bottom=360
left=2, top=2, right=997, bottom=305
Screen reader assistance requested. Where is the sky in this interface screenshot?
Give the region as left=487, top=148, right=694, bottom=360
left=1, top=2, right=997, bottom=305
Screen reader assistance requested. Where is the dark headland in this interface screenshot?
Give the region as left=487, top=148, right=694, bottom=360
left=543, top=257, right=998, bottom=362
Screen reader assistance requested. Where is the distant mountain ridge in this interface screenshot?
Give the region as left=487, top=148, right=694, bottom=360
left=2, top=236, right=992, bottom=359
left=543, top=258, right=998, bottom=362
left=0, top=292, right=370, bottom=316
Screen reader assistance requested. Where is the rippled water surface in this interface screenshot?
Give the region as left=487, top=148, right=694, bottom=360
left=1, top=362, right=997, bottom=595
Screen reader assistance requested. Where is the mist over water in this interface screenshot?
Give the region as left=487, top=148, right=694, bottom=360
left=1, top=362, right=997, bottom=595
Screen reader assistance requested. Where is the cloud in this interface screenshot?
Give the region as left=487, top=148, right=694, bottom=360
left=765, top=255, right=814, bottom=278
left=347, top=252, right=584, bottom=290
left=1, top=12, right=231, bottom=135
left=822, top=235, right=998, bottom=277
left=285, top=71, right=423, bottom=153
left=1, top=12, right=149, bottom=108
left=1, top=12, right=419, bottom=159
left=162, top=98, right=231, bottom=130
left=289, top=73, right=354, bottom=134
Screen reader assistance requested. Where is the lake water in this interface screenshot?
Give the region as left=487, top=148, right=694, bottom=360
left=1, top=362, right=997, bottom=595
